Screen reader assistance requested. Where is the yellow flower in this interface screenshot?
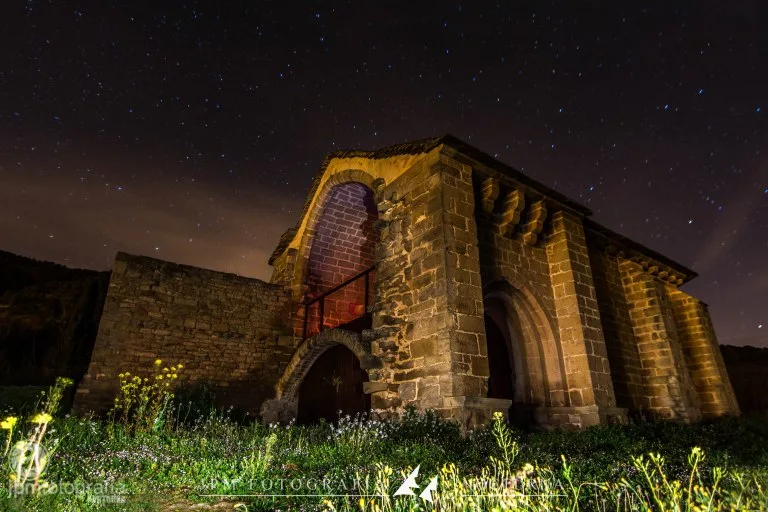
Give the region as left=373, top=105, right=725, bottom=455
left=31, top=413, right=53, bottom=424
left=177, top=364, right=183, bottom=369
left=154, top=359, right=162, bottom=366
left=1, top=416, right=18, bottom=430
left=172, top=374, right=178, bottom=379
left=156, top=375, right=163, bottom=380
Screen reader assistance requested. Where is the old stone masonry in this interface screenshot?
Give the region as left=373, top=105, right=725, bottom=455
left=74, top=135, right=740, bottom=430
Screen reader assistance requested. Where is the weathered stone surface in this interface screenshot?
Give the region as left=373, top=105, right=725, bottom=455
left=74, top=252, right=294, bottom=417
left=74, top=136, right=738, bottom=430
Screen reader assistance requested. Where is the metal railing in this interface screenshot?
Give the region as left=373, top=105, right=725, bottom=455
left=302, top=266, right=375, bottom=339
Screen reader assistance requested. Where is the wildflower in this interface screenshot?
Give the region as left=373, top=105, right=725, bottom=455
left=58, top=377, right=75, bottom=387
left=1, top=416, right=18, bottom=430
left=156, top=375, right=164, bottom=380
left=177, top=364, right=184, bottom=369
left=31, top=413, right=53, bottom=424
left=154, top=359, right=162, bottom=366
left=172, top=374, right=178, bottom=379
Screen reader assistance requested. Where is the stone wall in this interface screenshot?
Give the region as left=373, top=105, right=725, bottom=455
left=619, top=261, right=702, bottom=421
left=668, top=289, right=740, bottom=417
left=474, top=182, right=565, bottom=413
left=74, top=252, right=296, bottom=416
left=545, top=211, right=619, bottom=426
left=472, top=168, right=625, bottom=428
left=587, top=245, right=647, bottom=412
left=368, top=150, right=500, bottom=429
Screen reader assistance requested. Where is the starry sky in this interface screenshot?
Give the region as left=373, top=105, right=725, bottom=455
left=0, top=1, right=765, bottom=347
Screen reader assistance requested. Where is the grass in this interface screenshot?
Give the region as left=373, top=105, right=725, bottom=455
left=1, top=404, right=767, bottom=511
left=1, top=374, right=767, bottom=511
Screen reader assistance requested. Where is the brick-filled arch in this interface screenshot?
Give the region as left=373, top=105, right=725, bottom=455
left=306, top=182, right=376, bottom=293
left=302, top=182, right=377, bottom=334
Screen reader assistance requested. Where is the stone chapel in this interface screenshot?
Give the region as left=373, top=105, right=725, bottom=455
left=74, top=135, right=740, bottom=429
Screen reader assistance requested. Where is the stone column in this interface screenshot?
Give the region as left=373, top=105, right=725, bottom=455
left=546, top=211, right=624, bottom=427
left=370, top=150, right=505, bottom=429
left=668, top=289, right=740, bottom=417
left=621, top=262, right=701, bottom=421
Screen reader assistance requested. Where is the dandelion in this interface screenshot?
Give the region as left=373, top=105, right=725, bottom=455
left=31, top=413, right=53, bottom=424
left=0, top=417, right=18, bottom=430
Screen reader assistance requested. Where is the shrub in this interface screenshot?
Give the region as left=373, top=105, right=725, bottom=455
left=2, top=377, right=73, bottom=494
left=108, top=359, right=183, bottom=435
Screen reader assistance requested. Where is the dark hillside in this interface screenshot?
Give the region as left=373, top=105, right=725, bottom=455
left=721, top=344, right=768, bottom=415
left=0, top=251, right=110, bottom=386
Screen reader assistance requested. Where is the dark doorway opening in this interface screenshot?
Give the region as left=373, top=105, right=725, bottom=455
left=297, top=344, right=370, bottom=424
left=484, top=314, right=515, bottom=400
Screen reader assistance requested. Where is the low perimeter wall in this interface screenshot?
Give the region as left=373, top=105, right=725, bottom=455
left=73, top=252, right=296, bottom=416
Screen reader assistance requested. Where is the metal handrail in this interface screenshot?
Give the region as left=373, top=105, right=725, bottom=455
left=302, top=265, right=375, bottom=338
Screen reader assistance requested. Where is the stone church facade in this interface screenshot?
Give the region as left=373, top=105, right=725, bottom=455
left=74, top=135, right=740, bottom=429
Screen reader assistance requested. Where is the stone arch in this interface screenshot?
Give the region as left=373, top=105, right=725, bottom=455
left=483, top=279, right=568, bottom=409
left=289, top=169, right=382, bottom=298
left=276, top=328, right=380, bottom=403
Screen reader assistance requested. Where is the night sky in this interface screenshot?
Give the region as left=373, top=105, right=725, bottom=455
left=0, top=2, right=765, bottom=347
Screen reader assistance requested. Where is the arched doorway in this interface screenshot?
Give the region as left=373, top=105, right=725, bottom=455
left=483, top=279, right=569, bottom=427
left=484, top=313, right=515, bottom=400
left=297, top=344, right=371, bottom=424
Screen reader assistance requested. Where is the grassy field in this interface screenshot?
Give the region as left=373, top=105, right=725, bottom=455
left=1, top=377, right=767, bottom=511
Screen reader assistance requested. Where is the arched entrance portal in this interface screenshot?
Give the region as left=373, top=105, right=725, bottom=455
left=482, top=280, right=567, bottom=427
left=484, top=313, right=515, bottom=400
left=297, top=344, right=370, bottom=424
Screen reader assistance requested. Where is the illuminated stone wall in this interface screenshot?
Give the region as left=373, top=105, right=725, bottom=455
left=76, top=136, right=741, bottom=428
left=74, top=252, right=296, bottom=415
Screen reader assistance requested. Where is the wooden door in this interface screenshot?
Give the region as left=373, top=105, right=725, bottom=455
left=297, top=344, right=370, bottom=424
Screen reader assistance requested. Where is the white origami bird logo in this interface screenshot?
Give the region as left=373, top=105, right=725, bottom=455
left=393, top=465, right=420, bottom=496
left=394, top=464, right=438, bottom=503
left=418, top=476, right=438, bottom=503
